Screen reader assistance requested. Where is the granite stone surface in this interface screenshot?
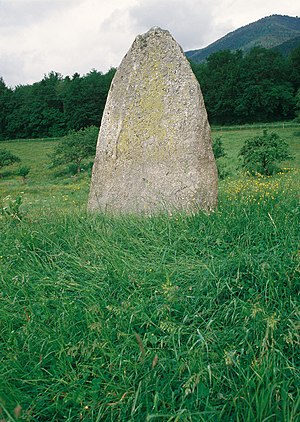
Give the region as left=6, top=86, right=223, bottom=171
left=88, top=27, right=218, bottom=214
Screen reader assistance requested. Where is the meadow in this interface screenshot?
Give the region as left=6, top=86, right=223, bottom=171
left=0, top=125, right=299, bottom=421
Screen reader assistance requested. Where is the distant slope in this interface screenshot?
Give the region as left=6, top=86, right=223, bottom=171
left=272, top=35, right=300, bottom=56
left=186, top=14, right=300, bottom=63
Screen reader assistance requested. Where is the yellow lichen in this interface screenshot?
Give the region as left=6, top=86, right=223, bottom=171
left=116, top=45, right=176, bottom=161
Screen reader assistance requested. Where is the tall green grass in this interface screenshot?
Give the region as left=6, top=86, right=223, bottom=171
left=0, top=126, right=299, bottom=420
left=0, top=186, right=299, bottom=421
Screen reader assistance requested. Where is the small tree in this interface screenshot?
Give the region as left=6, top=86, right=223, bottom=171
left=212, top=136, right=228, bottom=179
left=18, top=166, right=30, bottom=183
left=212, top=136, right=227, bottom=160
left=0, top=149, right=21, bottom=174
left=239, top=130, right=293, bottom=175
left=295, top=89, right=300, bottom=122
left=51, top=125, right=98, bottom=174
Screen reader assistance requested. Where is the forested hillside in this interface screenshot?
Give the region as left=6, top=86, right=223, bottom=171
left=186, top=15, right=300, bottom=63
left=272, top=35, right=300, bottom=57
left=0, top=45, right=299, bottom=139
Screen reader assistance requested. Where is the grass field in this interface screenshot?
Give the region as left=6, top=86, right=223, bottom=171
left=0, top=126, right=299, bottom=421
left=0, top=125, right=299, bottom=215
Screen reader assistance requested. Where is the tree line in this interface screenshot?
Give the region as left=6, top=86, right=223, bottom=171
left=0, top=45, right=299, bottom=140
left=192, top=46, right=300, bottom=125
left=0, top=68, right=116, bottom=140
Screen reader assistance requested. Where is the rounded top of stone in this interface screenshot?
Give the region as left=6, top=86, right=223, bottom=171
left=147, top=26, right=169, bottom=34
left=137, top=26, right=171, bottom=40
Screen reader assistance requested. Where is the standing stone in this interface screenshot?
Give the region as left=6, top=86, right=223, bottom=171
left=88, top=27, right=218, bottom=214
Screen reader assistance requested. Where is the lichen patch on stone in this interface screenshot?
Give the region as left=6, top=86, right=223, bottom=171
left=88, top=27, right=218, bottom=214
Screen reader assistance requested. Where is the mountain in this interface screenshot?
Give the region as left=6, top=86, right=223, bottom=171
left=186, top=14, right=300, bottom=63
left=272, top=35, right=300, bottom=56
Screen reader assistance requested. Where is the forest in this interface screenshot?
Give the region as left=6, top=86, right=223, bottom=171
left=192, top=46, right=300, bottom=125
left=0, top=45, right=299, bottom=140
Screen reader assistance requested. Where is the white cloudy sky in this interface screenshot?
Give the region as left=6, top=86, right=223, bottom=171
left=0, top=0, right=299, bottom=87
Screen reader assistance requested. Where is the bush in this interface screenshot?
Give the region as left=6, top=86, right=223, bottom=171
left=212, top=136, right=227, bottom=159
left=0, top=149, right=21, bottom=173
left=50, top=125, right=98, bottom=175
left=239, top=130, right=293, bottom=175
left=212, top=136, right=229, bottom=179
left=18, top=166, right=30, bottom=182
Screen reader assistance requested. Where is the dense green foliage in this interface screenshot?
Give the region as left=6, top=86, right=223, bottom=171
left=192, top=46, right=299, bottom=124
left=296, top=89, right=300, bottom=121
left=0, top=149, right=20, bottom=170
left=50, top=125, right=98, bottom=174
left=273, top=35, right=300, bottom=58
left=17, top=166, right=30, bottom=183
left=212, top=137, right=226, bottom=160
left=239, top=130, right=293, bottom=175
left=0, top=69, right=116, bottom=140
left=212, top=136, right=228, bottom=179
left=0, top=44, right=299, bottom=139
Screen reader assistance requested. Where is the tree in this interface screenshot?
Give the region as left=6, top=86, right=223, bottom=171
left=289, top=46, right=300, bottom=90
left=193, top=46, right=297, bottom=124
left=5, top=84, right=33, bottom=139
left=212, top=136, right=226, bottom=159
left=0, top=77, right=12, bottom=139
left=18, top=166, right=30, bottom=183
left=235, top=47, right=295, bottom=122
left=0, top=149, right=21, bottom=172
left=61, top=68, right=115, bottom=132
left=50, top=125, right=98, bottom=174
left=295, top=89, right=300, bottom=122
left=34, top=72, right=66, bottom=137
left=195, top=50, right=243, bottom=124
left=212, top=136, right=228, bottom=179
left=239, top=130, right=293, bottom=175
left=2, top=68, right=115, bottom=140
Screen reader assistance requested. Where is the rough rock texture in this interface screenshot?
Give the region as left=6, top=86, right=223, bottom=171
left=88, top=27, right=218, bottom=214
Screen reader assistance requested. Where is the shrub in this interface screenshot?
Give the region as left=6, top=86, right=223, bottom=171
left=212, top=136, right=227, bottom=159
left=50, top=125, right=98, bottom=175
left=0, top=149, right=21, bottom=174
left=239, top=130, right=293, bottom=175
left=18, top=166, right=30, bottom=183
left=213, top=136, right=229, bottom=179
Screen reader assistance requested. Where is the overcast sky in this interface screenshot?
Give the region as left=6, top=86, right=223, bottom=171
left=0, top=0, right=299, bottom=87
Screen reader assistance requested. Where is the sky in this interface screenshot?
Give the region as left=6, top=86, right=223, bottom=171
left=0, top=0, right=299, bottom=87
